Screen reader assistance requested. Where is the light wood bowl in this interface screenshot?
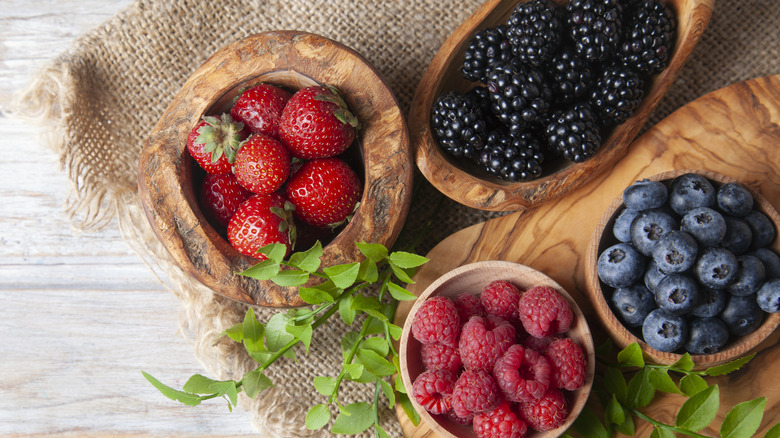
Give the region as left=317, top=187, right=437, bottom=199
left=585, top=169, right=780, bottom=369
left=410, top=0, right=714, bottom=211
left=399, top=261, right=594, bottom=438
left=137, top=31, right=412, bottom=307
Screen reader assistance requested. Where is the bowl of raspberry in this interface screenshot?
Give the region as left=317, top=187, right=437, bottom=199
left=399, top=260, right=594, bottom=438
left=410, top=0, right=713, bottom=211
left=138, top=31, right=413, bottom=307
left=585, top=170, right=780, bottom=369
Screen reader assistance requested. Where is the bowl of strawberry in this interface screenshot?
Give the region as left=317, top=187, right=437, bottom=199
left=399, top=260, right=594, bottom=438
left=138, top=31, right=412, bottom=307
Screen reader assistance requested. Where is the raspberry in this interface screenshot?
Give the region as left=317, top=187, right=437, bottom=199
left=518, top=388, right=568, bottom=432
left=412, top=296, right=460, bottom=347
left=493, top=344, right=551, bottom=403
left=473, top=401, right=528, bottom=438
left=481, top=280, right=522, bottom=320
left=521, top=335, right=559, bottom=354
left=421, top=343, right=463, bottom=374
left=448, top=409, right=474, bottom=425
left=545, top=338, right=587, bottom=391
left=459, top=315, right=516, bottom=372
left=518, top=286, right=573, bottom=337
left=412, top=370, right=456, bottom=415
left=454, top=293, right=486, bottom=323
left=451, top=370, right=501, bottom=418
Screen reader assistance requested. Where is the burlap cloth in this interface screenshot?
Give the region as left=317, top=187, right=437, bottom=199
left=11, top=0, right=780, bottom=436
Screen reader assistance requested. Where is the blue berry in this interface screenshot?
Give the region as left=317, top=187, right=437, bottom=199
left=757, top=278, right=780, bottom=313
left=652, top=230, right=699, bottom=274
left=613, top=207, right=640, bottom=243
left=644, top=259, right=666, bottom=292
left=654, top=273, right=700, bottom=315
left=598, top=242, right=646, bottom=288
left=668, top=173, right=716, bottom=216
left=717, top=182, right=753, bottom=217
left=749, top=248, right=780, bottom=278
left=691, top=287, right=727, bottom=318
left=631, top=209, right=678, bottom=256
left=694, top=247, right=738, bottom=289
left=726, top=255, right=766, bottom=296
left=611, top=284, right=657, bottom=328
left=719, top=295, right=764, bottom=337
left=684, top=317, right=729, bottom=355
left=623, top=179, right=668, bottom=210
left=681, top=207, right=726, bottom=247
left=642, top=309, right=688, bottom=352
left=720, top=216, right=752, bottom=255
left=744, top=210, right=776, bottom=249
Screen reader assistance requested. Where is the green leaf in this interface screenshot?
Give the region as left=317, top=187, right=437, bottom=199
left=288, top=241, right=323, bottom=272
left=331, top=402, right=375, bottom=435
left=358, top=258, right=378, bottom=283
left=676, top=384, right=720, bottom=431
left=364, top=316, right=386, bottom=336
left=572, top=406, right=609, bottom=438
left=286, top=323, right=313, bottom=352
left=704, top=354, right=755, bottom=376
left=398, top=393, right=420, bottom=426
left=617, top=342, right=645, bottom=368
left=248, top=350, right=273, bottom=366
left=650, top=426, right=677, bottom=438
left=389, top=262, right=415, bottom=283
left=721, top=397, right=766, bottom=438
left=606, top=394, right=625, bottom=425
left=764, top=422, right=780, bottom=438
left=341, top=331, right=360, bottom=359
left=356, top=349, right=396, bottom=377
left=385, top=322, right=403, bottom=341
left=339, top=294, right=356, bottom=326
left=142, top=372, right=202, bottom=406
left=596, top=338, right=613, bottom=357
left=603, top=366, right=628, bottom=402
left=680, top=374, right=709, bottom=397
left=298, top=286, right=335, bottom=305
left=238, top=259, right=280, bottom=280
left=343, top=363, right=364, bottom=380
left=376, top=424, right=390, bottom=438
left=360, top=337, right=390, bottom=357
left=182, top=374, right=218, bottom=394
left=388, top=251, right=429, bottom=269
left=223, top=322, right=243, bottom=342
left=242, top=369, right=273, bottom=398
left=626, top=367, right=655, bottom=409
left=387, top=282, right=418, bottom=301
left=313, top=376, right=336, bottom=396
left=271, top=269, right=310, bottom=287
left=323, top=262, right=361, bottom=289
left=305, top=404, right=330, bottom=430
left=351, top=294, right=381, bottom=312
left=258, top=243, right=287, bottom=263
left=356, top=242, right=388, bottom=262
left=242, top=308, right=265, bottom=353
left=394, top=374, right=407, bottom=394
left=364, top=309, right=389, bottom=322
left=650, top=368, right=681, bottom=394
left=615, top=414, right=635, bottom=436
left=672, top=353, right=695, bottom=372
left=379, top=379, right=396, bottom=409
left=209, top=380, right=238, bottom=407
left=265, top=314, right=296, bottom=359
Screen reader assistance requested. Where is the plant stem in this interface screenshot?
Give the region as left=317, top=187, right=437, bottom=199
left=632, top=409, right=713, bottom=438
left=329, top=313, right=374, bottom=403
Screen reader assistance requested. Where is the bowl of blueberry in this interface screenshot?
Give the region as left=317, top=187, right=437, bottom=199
left=410, top=0, right=713, bottom=211
left=585, top=170, right=780, bottom=368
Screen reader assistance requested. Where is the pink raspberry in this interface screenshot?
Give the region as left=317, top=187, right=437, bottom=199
left=493, top=344, right=551, bottom=403
left=421, top=343, right=463, bottom=374
left=518, top=286, right=573, bottom=338
left=454, top=293, right=485, bottom=323
left=545, top=338, right=587, bottom=391
left=473, top=402, right=528, bottom=438
left=447, top=409, right=473, bottom=425
left=412, top=370, right=456, bottom=415
left=521, top=335, right=559, bottom=355
left=518, top=389, right=568, bottom=432
left=459, top=315, right=516, bottom=372
left=451, top=369, right=501, bottom=419
left=411, top=296, right=460, bottom=347
left=481, top=280, right=522, bottom=320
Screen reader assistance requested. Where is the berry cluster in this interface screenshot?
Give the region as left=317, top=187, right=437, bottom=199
left=431, top=0, right=676, bottom=181
left=187, top=83, right=363, bottom=260
left=410, top=280, right=587, bottom=437
left=597, top=173, right=780, bottom=355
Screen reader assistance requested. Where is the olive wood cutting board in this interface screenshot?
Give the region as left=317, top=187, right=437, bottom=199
left=395, top=75, right=780, bottom=437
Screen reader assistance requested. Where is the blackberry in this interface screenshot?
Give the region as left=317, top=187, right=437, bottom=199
left=548, top=47, right=594, bottom=104
left=486, top=61, right=552, bottom=134
left=461, top=25, right=514, bottom=83
left=430, top=90, right=489, bottom=159
left=620, top=0, right=676, bottom=75
left=506, top=0, right=562, bottom=67
left=566, top=0, right=623, bottom=62
left=590, top=63, right=645, bottom=124
left=466, top=86, right=502, bottom=130
left=545, top=102, right=601, bottom=163
left=479, top=130, right=545, bottom=181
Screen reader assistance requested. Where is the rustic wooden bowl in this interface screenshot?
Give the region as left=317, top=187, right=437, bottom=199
left=410, top=0, right=714, bottom=211
left=585, top=169, right=780, bottom=369
left=399, top=260, right=594, bottom=438
left=137, top=31, right=413, bottom=308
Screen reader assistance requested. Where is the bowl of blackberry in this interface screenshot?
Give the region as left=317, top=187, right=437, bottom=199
left=410, top=0, right=713, bottom=211
left=585, top=170, right=780, bottom=369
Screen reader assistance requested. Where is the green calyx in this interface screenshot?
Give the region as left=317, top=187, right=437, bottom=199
left=196, top=113, right=245, bottom=164
left=315, top=85, right=361, bottom=130
left=271, top=201, right=297, bottom=250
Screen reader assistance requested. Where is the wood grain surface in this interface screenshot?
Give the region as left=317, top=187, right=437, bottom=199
left=396, top=75, right=780, bottom=437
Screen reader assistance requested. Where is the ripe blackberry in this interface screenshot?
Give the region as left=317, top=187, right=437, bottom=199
left=590, top=63, right=645, bottom=124
left=545, top=102, right=601, bottom=163
left=479, top=130, right=545, bottom=182
left=506, top=0, right=562, bottom=67
left=566, top=0, right=623, bottom=62
left=548, top=47, right=594, bottom=104
left=486, top=61, right=552, bottom=134
left=430, top=90, right=489, bottom=160
left=620, top=0, right=676, bottom=75
left=461, top=25, right=514, bottom=83
left=467, top=86, right=503, bottom=131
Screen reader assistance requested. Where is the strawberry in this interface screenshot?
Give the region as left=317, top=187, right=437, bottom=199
left=278, top=85, right=360, bottom=159
left=227, top=193, right=296, bottom=260
left=186, top=113, right=246, bottom=175
left=198, top=173, right=251, bottom=230
left=284, top=157, right=362, bottom=227
left=232, top=133, right=291, bottom=195
left=230, top=83, right=291, bottom=138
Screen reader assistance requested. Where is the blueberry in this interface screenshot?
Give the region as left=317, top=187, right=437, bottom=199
left=719, top=295, right=764, bottom=337
left=613, top=207, right=640, bottom=243
left=642, top=309, right=688, bottom=352
left=655, top=273, right=700, bottom=315
left=694, top=247, right=738, bottom=289
left=720, top=216, right=752, bottom=255
left=652, top=230, right=699, bottom=273
left=684, top=317, right=730, bottom=355
left=644, top=259, right=667, bottom=293
left=631, top=209, right=678, bottom=256
left=748, top=248, right=780, bottom=278
left=669, top=173, right=716, bottom=216
left=681, top=207, right=726, bottom=247
left=726, top=255, right=766, bottom=296
left=598, top=243, right=646, bottom=288
left=691, top=288, right=727, bottom=318
left=623, top=179, right=668, bottom=210
left=757, top=278, right=780, bottom=313
left=717, top=182, right=754, bottom=217
left=611, top=284, right=657, bottom=328
left=744, top=210, right=776, bottom=249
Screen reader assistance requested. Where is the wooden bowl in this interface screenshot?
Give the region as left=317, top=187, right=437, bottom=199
left=585, top=169, right=780, bottom=369
left=410, top=0, right=714, bottom=211
left=399, top=261, right=594, bottom=438
left=137, top=31, right=413, bottom=307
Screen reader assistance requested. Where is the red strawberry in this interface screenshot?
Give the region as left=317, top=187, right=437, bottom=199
left=227, top=193, right=296, bottom=260
left=230, top=83, right=291, bottom=138
left=232, top=133, right=291, bottom=195
left=186, top=113, right=246, bottom=174
left=278, top=85, right=360, bottom=159
left=284, top=157, right=362, bottom=227
left=198, top=173, right=251, bottom=230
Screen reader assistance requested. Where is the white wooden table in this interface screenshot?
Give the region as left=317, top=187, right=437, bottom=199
left=0, top=2, right=257, bottom=435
